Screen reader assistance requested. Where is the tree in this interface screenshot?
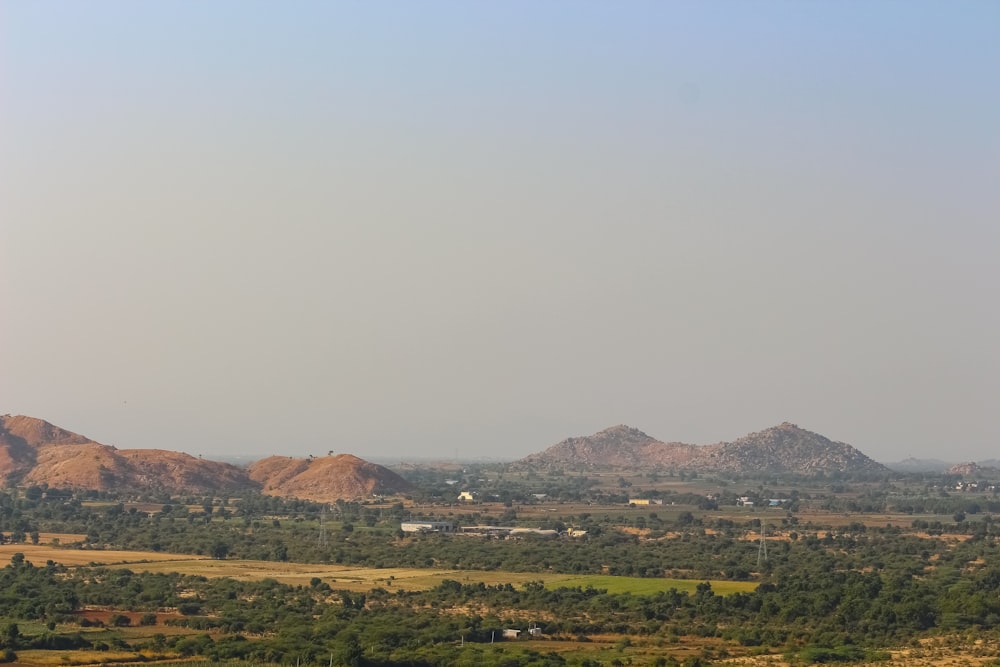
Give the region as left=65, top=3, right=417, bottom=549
left=211, top=541, right=230, bottom=560
left=2, top=624, right=19, bottom=649
left=336, top=634, right=363, bottom=667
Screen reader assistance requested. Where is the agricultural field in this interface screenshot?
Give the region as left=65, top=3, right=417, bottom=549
left=0, top=544, right=757, bottom=596
left=3, top=471, right=1000, bottom=666
left=0, top=544, right=203, bottom=567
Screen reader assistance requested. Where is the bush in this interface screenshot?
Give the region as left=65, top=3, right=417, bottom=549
left=178, top=603, right=202, bottom=616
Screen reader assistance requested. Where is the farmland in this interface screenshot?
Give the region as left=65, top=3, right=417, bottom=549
left=3, top=469, right=1000, bottom=666
left=0, top=544, right=757, bottom=595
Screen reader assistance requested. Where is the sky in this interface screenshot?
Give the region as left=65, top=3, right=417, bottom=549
left=2, top=2, right=998, bottom=463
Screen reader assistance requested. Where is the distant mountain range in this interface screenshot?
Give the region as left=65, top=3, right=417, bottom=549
left=518, top=422, right=889, bottom=475
left=3, top=415, right=989, bottom=497
left=0, top=415, right=410, bottom=501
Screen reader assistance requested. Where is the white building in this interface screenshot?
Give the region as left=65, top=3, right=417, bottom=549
left=401, top=521, right=456, bottom=533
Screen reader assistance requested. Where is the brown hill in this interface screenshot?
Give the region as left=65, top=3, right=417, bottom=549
left=3, top=415, right=413, bottom=501
left=248, top=454, right=413, bottom=503
left=704, top=422, right=887, bottom=475
left=1, top=415, right=415, bottom=500
left=22, top=443, right=249, bottom=494
left=114, top=449, right=251, bottom=492
left=1, top=414, right=100, bottom=485
left=519, top=425, right=700, bottom=468
left=0, top=415, right=251, bottom=494
left=947, top=462, right=1000, bottom=477
left=2, top=414, right=94, bottom=446
left=23, top=442, right=131, bottom=490
left=519, top=422, right=888, bottom=475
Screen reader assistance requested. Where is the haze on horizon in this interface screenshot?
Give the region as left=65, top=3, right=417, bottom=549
left=2, top=2, right=997, bottom=464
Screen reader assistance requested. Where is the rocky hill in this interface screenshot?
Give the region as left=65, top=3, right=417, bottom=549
left=704, top=422, right=886, bottom=475
left=0, top=415, right=409, bottom=500
left=519, top=422, right=888, bottom=475
left=248, top=454, right=413, bottom=503
left=519, top=425, right=701, bottom=468
left=946, top=462, right=1000, bottom=477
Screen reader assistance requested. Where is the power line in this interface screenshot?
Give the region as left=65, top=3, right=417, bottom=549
left=757, top=517, right=768, bottom=566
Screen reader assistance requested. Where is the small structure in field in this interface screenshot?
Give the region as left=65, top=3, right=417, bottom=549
left=400, top=521, right=456, bottom=533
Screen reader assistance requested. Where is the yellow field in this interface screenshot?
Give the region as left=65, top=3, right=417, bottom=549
left=0, top=544, right=203, bottom=567
left=0, top=544, right=756, bottom=595
left=38, top=532, right=87, bottom=544
left=14, top=649, right=156, bottom=666
left=718, top=649, right=1000, bottom=667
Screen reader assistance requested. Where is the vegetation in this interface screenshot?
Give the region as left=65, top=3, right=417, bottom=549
left=2, top=469, right=1000, bottom=665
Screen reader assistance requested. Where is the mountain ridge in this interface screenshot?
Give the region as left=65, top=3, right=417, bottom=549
left=519, top=421, right=889, bottom=475
left=0, top=414, right=410, bottom=501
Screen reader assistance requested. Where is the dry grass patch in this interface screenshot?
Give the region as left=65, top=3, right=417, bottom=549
left=0, top=544, right=203, bottom=567
left=38, top=532, right=87, bottom=544
left=100, top=559, right=577, bottom=591
left=14, top=649, right=149, bottom=666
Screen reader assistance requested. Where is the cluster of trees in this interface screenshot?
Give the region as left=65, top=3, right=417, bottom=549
left=4, top=470, right=1000, bottom=664
left=5, top=534, right=1000, bottom=666
left=5, top=484, right=1000, bottom=581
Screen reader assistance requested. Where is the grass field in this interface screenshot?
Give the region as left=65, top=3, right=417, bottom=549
left=548, top=575, right=757, bottom=595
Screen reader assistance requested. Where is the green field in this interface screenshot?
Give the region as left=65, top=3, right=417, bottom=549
left=547, top=574, right=757, bottom=595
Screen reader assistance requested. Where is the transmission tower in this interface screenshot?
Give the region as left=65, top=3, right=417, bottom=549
left=318, top=507, right=328, bottom=548
left=757, top=517, right=768, bottom=566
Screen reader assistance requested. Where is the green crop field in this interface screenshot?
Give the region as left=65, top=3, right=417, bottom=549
left=547, top=574, right=757, bottom=595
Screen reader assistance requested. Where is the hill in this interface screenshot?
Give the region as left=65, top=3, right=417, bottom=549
left=519, top=425, right=700, bottom=468
left=704, top=422, right=887, bottom=475
left=248, top=454, right=413, bottom=502
left=1, top=414, right=103, bottom=485
left=1, top=415, right=410, bottom=500
left=519, top=422, right=889, bottom=475
left=1, top=414, right=253, bottom=494
left=946, top=462, right=1000, bottom=477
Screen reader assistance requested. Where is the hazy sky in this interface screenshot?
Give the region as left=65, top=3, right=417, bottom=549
left=2, top=2, right=998, bottom=463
